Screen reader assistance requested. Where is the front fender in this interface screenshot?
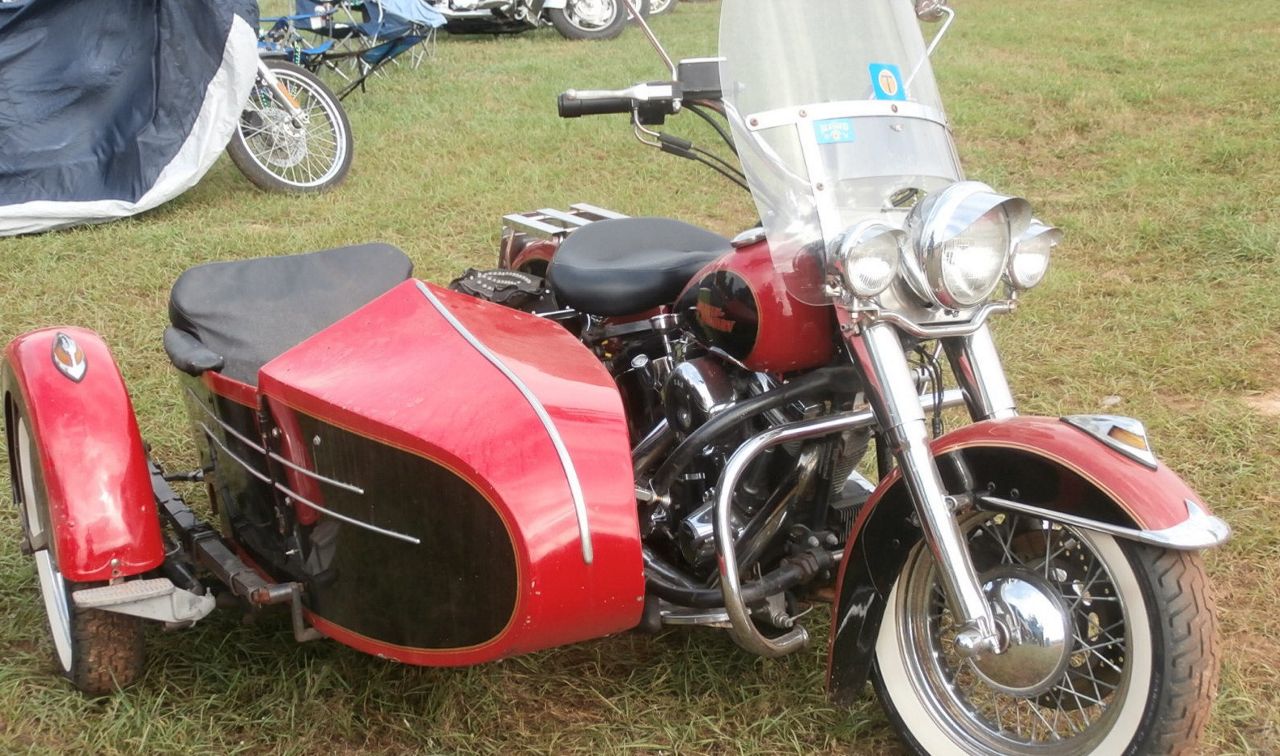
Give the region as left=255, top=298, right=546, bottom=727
left=3, top=327, right=163, bottom=582
left=824, top=414, right=1225, bottom=704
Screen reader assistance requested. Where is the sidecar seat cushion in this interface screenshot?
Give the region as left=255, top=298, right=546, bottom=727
left=168, top=243, right=414, bottom=385
left=547, top=217, right=731, bottom=316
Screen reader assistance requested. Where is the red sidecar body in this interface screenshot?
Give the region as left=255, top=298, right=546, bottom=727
left=5, top=244, right=644, bottom=667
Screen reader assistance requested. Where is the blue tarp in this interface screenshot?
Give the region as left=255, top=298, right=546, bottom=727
left=0, top=0, right=259, bottom=235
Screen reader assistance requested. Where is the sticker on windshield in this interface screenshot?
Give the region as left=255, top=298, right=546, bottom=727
left=869, top=63, right=906, bottom=101
left=814, top=118, right=855, bottom=145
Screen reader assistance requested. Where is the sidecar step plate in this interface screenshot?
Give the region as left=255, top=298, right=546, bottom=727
left=73, top=578, right=174, bottom=608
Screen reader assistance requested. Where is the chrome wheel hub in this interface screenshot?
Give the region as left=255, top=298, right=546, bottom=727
left=568, top=0, right=614, bottom=28
left=260, top=109, right=307, bottom=168
left=970, top=568, right=1072, bottom=697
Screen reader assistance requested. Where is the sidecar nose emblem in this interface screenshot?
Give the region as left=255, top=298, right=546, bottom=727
left=51, top=332, right=87, bottom=383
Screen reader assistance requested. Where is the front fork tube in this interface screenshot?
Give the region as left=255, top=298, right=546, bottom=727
left=943, top=323, right=1017, bottom=421
left=256, top=59, right=305, bottom=121
left=846, top=321, right=1002, bottom=656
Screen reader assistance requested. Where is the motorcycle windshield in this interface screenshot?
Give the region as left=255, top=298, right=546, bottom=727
left=720, top=0, right=963, bottom=304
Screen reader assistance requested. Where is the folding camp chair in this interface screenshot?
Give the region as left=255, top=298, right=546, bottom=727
left=261, top=0, right=444, bottom=99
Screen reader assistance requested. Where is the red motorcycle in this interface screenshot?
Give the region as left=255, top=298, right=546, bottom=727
left=4, top=1, right=1226, bottom=752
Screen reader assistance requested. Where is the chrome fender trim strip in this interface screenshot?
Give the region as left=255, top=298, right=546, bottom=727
left=978, top=495, right=1230, bottom=551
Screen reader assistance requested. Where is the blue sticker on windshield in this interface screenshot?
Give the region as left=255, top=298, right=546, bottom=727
left=869, top=63, right=906, bottom=101
left=814, top=118, right=855, bottom=144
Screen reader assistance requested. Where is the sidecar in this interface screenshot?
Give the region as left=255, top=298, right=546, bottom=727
left=3, top=242, right=644, bottom=691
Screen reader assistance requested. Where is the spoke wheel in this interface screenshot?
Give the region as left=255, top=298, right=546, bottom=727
left=874, top=509, right=1219, bottom=754
left=8, top=403, right=145, bottom=696
left=227, top=60, right=353, bottom=193
left=646, top=0, right=676, bottom=15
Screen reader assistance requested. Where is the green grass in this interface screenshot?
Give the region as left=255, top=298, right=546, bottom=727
left=2, top=0, right=1279, bottom=752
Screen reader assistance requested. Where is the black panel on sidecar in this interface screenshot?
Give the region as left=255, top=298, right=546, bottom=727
left=167, top=243, right=413, bottom=385
left=547, top=217, right=731, bottom=316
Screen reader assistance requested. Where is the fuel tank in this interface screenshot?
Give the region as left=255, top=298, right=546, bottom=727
left=256, top=280, right=643, bottom=665
left=678, top=238, right=835, bottom=373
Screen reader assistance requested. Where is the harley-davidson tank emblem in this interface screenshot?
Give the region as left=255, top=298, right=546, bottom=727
left=51, top=332, right=87, bottom=382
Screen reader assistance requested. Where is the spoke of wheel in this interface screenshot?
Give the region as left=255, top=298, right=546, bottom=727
left=979, top=522, right=1023, bottom=567
left=1075, top=636, right=1124, bottom=654
left=1043, top=520, right=1054, bottom=579
left=1028, top=701, right=1061, bottom=741
left=1041, top=535, right=1078, bottom=575
left=1060, top=671, right=1106, bottom=711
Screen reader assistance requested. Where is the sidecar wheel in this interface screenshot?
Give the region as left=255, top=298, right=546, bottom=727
left=872, top=510, right=1219, bottom=755
left=10, top=411, right=145, bottom=696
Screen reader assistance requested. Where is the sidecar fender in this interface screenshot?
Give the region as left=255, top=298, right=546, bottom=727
left=3, top=328, right=164, bottom=582
left=824, top=414, right=1227, bottom=704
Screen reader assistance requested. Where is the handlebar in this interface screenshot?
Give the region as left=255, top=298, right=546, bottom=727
left=557, top=82, right=680, bottom=122
left=557, top=89, right=637, bottom=118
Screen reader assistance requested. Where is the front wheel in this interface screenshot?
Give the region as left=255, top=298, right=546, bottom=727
left=227, top=60, right=353, bottom=193
left=9, top=409, right=145, bottom=696
left=547, top=0, right=643, bottom=40
left=873, top=510, right=1219, bottom=755
left=645, top=0, right=676, bottom=15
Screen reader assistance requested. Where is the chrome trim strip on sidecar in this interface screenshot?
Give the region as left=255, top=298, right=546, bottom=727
left=272, top=482, right=420, bottom=546
left=416, top=280, right=595, bottom=565
left=185, top=387, right=365, bottom=494
left=187, top=388, right=268, bottom=453
left=195, top=422, right=421, bottom=545
left=745, top=100, right=948, bottom=132
left=977, top=495, right=1231, bottom=550
left=267, top=448, right=366, bottom=495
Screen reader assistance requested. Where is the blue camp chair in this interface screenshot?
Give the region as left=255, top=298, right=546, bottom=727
left=260, top=0, right=444, bottom=99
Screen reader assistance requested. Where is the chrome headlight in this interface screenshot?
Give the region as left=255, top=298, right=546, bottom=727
left=831, top=221, right=904, bottom=298
left=1008, top=219, right=1062, bottom=290
left=904, top=181, right=1032, bottom=309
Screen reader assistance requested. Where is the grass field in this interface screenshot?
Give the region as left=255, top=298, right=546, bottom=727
left=2, top=0, right=1279, bottom=752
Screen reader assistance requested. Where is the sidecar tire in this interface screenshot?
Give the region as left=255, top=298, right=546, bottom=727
left=62, top=588, right=146, bottom=697
left=871, top=514, right=1219, bottom=754
left=548, top=0, right=645, bottom=40
left=10, top=409, right=146, bottom=696
left=644, top=0, right=676, bottom=15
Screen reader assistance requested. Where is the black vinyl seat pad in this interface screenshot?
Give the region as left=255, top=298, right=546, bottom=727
left=547, top=217, right=731, bottom=317
left=168, top=243, right=413, bottom=385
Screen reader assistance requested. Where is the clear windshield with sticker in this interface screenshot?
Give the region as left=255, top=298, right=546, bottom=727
left=719, top=0, right=963, bottom=304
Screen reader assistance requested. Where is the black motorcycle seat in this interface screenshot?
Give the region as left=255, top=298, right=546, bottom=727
left=547, top=217, right=731, bottom=316
left=168, top=243, right=413, bottom=385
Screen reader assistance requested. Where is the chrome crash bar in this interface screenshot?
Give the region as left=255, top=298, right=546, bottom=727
left=713, top=387, right=967, bottom=657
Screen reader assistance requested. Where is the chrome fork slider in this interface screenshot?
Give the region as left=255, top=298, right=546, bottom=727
left=848, top=321, right=1002, bottom=656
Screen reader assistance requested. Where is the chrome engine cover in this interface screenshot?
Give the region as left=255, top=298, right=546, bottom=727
left=662, top=356, right=738, bottom=435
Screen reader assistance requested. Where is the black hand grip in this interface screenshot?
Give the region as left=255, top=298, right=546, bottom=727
left=558, top=91, right=634, bottom=118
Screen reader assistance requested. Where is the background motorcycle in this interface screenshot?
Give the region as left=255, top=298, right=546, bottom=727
left=432, top=0, right=645, bottom=41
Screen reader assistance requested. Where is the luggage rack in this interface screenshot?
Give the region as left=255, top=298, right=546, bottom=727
left=500, top=203, right=628, bottom=266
